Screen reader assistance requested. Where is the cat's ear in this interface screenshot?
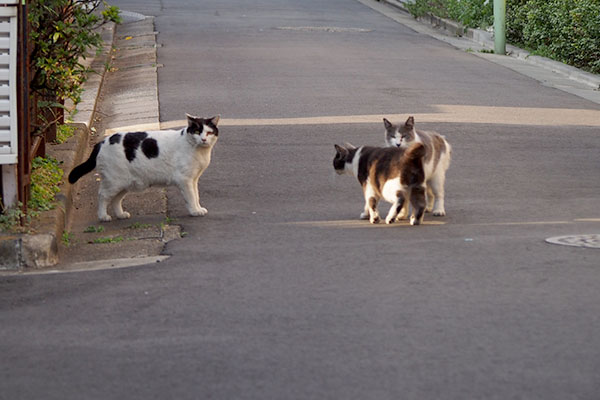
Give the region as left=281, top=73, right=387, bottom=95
left=383, top=118, right=393, bottom=130
left=344, top=142, right=356, bottom=150
left=405, top=116, right=415, bottom=129
left=186, top=113, right=200, bottom=126
left=208, top=115, right=221, bottom=126
left=334, top=144, right=346, bottom=155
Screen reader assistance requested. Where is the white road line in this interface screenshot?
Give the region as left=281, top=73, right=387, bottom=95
left=102, top=105, right=600, bottom=135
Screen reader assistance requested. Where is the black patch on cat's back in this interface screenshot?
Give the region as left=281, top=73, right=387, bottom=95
left=141, top=138, right=159, bottom=159
left=123, top=131, right=148, bottom=162
left=109, top=133, right=122, bottom=145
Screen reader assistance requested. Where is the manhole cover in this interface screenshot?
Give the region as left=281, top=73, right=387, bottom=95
left=275, top=26, right=372, bottom=33
left=545, top=234, right=600, bottom=249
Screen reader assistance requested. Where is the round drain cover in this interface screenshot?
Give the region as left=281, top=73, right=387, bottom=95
left=545, top=234, right=600, bottom=249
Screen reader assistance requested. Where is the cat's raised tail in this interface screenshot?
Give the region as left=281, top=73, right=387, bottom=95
left=68, top=142, right=102, bottom=184
left=403, top=142, right=426, bottom=164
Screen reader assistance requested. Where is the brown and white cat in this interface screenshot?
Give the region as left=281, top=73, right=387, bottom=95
left=333, top=142, right=427, bottom=226
left=384, top=116, right=451, bottom=216
left=69, top=114, right=220, bottom=222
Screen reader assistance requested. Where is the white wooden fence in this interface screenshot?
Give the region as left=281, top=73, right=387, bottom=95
left=0, top=2, right=18, bottom=164
left=0, top=1, right=19, bottom=207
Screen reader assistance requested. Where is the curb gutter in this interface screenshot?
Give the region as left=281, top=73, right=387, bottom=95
left=379, top=0, right=600, bottom=91
left=0, top=22, right=116, bottom=271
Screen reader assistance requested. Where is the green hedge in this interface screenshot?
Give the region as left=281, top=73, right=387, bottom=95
left=406, top=0, right=493, bottom=29
left=406, top=0, right=600, bottom=74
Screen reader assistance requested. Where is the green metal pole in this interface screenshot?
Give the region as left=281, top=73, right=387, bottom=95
left=494, top=0, right=506, bottom=55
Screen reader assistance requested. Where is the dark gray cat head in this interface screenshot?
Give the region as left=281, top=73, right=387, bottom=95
left=333, top=143, right=357, bottom=175
left=384, top=116, right=416, bottom=148
left=186, top=114, right=221, bottom=148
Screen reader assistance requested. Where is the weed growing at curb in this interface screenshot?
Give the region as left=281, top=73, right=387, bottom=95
left=128, top=222, right=153, bottom=230
left=55, top=124, right=76, bottom=144
left=84, top=225, right=105, bottom=233
left=93, top=235, right=124, bottom=244
left=29, top=156, right=63, bottom=212
left=0, top=202, right=25, bottom=232
left=62, top=231, right=74, bottom=246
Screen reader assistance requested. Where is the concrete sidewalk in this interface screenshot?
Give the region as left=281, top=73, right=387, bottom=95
left=0, top=11, right=169, bottom=271
left=0, top=21, right=116, bottom=270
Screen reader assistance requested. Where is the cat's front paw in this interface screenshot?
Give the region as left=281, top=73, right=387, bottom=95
left=433, top=209, right=446, bottom=217
left=385, top=216, right=396, bottom=224
left=116, top=211, right=131, bottom=220
left=190, top=207, right=208, bottom=217
left=369, top=215, right=380, bottom=224
left=99, top=214, right=112, bottom=222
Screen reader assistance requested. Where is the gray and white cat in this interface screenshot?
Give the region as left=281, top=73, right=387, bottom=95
left=69, top=114, right=220, bottom=222
left=333, top=142, right=427, bottom=226
left=384, top=116, right=451, bottom=216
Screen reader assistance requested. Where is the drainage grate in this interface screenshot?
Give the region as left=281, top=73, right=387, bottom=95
left=545, top=234, right=600, bottom=249
left=275, top=26, right=372, bottom=33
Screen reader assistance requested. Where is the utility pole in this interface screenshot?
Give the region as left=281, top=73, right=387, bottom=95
left=494, top=0, right=506, bottom=55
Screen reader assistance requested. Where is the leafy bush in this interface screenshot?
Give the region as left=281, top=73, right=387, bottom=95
left=446, top=0, right=493, bottom=29
left=0, top=202, right=27, bottom=232
left=406, top=0, right=493, bottom=29
left=508, top=0, right=600, bottom=73
left=28, top=0, right=121, bottom=128
left=28, top=156, right=64, bottom=212
left=406, top=0, right=600, bottom=73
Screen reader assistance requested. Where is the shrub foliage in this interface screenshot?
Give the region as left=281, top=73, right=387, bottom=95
left=28, top=1, right=121, bottom=123
left=406, top=0, right=600, bottom=73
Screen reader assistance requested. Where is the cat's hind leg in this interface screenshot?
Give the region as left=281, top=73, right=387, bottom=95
left=363, top=186, right=380, bottom=223
left=429, top=172, right=446, bottom=216
left=360, top=203, right=370, bottom=220
left=385, top=191, right=406, bottom=224
left=111, top=190, right=131, bottom=220
left=409, top=186, right=426, bottom=226
left=425, top=184, right=435, bottom=213
left=367, top=196, right=380, bottom=223
left=97, top=183, right=119, bottom=222
left=395, top=202, right=409, bottom=221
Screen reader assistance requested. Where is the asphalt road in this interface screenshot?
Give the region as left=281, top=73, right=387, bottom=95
left=2, top=1, right=600, bottom=399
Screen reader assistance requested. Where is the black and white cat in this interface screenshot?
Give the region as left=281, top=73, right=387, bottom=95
left=333, top=142, right=427, bottom=226
left=69, top=114, right=220, bottom=222
left=384, top=116, right=451, bottom=216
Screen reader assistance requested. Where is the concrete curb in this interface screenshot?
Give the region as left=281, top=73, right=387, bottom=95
left=0, top=23, right=116, bottom=271
left=379, top=0, right=600, bottom=90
